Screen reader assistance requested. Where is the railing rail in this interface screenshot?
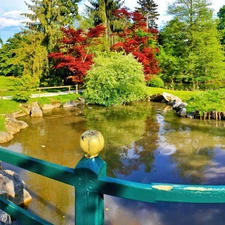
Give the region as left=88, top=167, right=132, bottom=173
left=0, top=131, right=225, bottom=224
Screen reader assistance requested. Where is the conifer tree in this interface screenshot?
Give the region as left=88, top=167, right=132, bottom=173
left=135, top=0, right=159, bottom=29
left=159, top=0, right=225, bottom=89
left=84, top=0, right=124, bottom=47
left=22, top=0, right=81, bottom=52
left=217, top=5, right=225, bottom=45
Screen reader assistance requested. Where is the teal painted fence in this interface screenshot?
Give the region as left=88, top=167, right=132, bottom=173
left=0, top=146, right=225, bottom=224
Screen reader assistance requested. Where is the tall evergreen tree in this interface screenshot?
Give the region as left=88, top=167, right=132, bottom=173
left=135, top=0, right=159, bottom=29
left=84, top=0, right=124, bottom=47
left=217, top=5, right=225, bottom=45
left=22, top=0, right=81, bottom=52
left=159, top=0, right=225, bottom=90
left=19, top=0, right=81, bottom=86
left=0, top=33, right=24, bottom=76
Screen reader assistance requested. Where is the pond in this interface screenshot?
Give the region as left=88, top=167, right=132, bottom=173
left=1, top=101, right=225, bottom=225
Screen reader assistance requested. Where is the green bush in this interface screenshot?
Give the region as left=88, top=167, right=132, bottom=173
left=83, top=52, right=148, bottom=106
left=147, top=76, right=164, bottom=88
left=12, top=75, right=37, bottom=102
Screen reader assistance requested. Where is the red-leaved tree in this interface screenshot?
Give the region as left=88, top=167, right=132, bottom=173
left=111, top=8, right=160, bottom=81
left=48, top=24, right=106, bottom=83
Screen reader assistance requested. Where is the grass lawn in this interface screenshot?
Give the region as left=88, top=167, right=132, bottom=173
left=0, top=75, right=16, bottom=96
left=147, top=87, right=225, bottom=113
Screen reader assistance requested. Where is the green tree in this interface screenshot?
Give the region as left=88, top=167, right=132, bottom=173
left=0, top=33, right=24, bottom=76
left=135, top=0, right=159, bottom=29
left=11, top=32, right=48, bottom=87
left=83, top=51, right=148, bottom=106
left=217, top=5, right=225, bottom=45
left=84, top=0, right=124, bottom=47
left=159, top=0, right=225, bottom=90
left=22, top=0, right=81, bottom=52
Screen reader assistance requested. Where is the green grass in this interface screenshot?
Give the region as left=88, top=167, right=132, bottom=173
left=147, top=87, right=225, bottom=113
left=28, top=93, right=81, bottom=107
left=0, top=100, right=21, bottom=114
left=0, top=75, right=16, bottom=96
left=0, top=115, right=6, bottom=131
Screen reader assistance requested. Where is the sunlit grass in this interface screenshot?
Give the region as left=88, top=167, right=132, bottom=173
left=0, top=115, right=6, bottom=131
left=147, top=87, right=225, bottom=113
left=0, top=100, right=21, bottom=114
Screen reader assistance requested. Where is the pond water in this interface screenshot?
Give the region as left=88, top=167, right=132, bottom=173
left=1, top=101, right=225, bottom=225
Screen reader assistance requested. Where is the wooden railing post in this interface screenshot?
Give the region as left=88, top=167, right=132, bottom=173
left=74, top=130, right=106, bottom=225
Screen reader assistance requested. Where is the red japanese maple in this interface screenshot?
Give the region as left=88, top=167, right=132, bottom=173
left=48, top=24, right=105, bottom=83
left=111, top=8, right=160, bottom=81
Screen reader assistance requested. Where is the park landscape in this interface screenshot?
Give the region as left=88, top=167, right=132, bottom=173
left=1, top=0, right=225, bottom=130
left=1, top=0, right=225, bottom=224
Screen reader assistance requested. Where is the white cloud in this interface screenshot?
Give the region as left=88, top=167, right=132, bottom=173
left=3, top=10, right=24, bottom=19
left=0, top=17, right=22, bottom=28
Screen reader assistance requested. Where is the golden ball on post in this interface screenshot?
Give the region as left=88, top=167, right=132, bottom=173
left=80, top=130, right=104, bottom=158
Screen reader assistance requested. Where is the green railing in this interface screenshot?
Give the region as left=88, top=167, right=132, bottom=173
left=0, top=130, right=225, bottom=224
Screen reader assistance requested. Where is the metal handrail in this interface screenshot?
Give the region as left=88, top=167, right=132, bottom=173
left=0, top=144, right=225, bottom=224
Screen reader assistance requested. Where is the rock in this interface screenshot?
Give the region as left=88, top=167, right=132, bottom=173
left=187, top=111, right=195, bottom=119
left=77, top=98, right=85, bottom=104
left=5, top=114, right=28, bottom=134
left=30, top=102, right=43, bottom=117
left=63, top=100, right=78, bottom=108
left=176, top=107, right=187, bottom=117
left=150, top=92, right=188, bottom=118
left=0, top=210, right=11, bottom=224
left=0, top=167, right=32, bottom=224
left=150, top=93, right=165, bottom=102
left=0, top=114, right=28, bottom=144
left=0, top=132, right=13, bottom=144
left=42, top=104, right=54, bottom=111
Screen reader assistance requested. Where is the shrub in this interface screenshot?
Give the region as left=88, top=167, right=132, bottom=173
left=147, top=76, right=164, bottom=88
left=12, top=75, right=37, bottom=102
left=83, top=52, right=148, bottom=106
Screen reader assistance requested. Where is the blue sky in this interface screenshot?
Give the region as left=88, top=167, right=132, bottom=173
left=0, top=0, right=224, bottom=43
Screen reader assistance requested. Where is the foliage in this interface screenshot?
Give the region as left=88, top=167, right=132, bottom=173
left=0, top=76, right=14, bottom=89
left=83, top=51, right=147, bottom=106
left=48, top=25, right=106, bottom=84
left=12, top=75, right=37, bottom=102
left=135, top=0, right=159, bottom=29
left=217, top=5, right=225, bottom=45
left=11, top=32, right=48, bottom=87
left=184, top=89, right=225, bottom=113
left=84, top=0, right=124, bottom=47
left=111, top=8, right=160, bottom=81
left=22, top=0, right=81, bottom=52
left=0, top=34, right=24, bottom=76
left=159, top=0, right=225, bottom=90
left=147, top=75, right=164, bottom=87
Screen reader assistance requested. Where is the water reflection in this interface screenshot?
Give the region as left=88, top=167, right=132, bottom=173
left=1, top=102, right=225, bottom=224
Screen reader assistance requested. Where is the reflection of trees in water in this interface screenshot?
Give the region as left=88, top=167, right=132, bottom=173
left=161, top=120, right=218, bottom=184
left=90, top=104, right=161, bottom=178
left=84, top=102, right=153, bottom=146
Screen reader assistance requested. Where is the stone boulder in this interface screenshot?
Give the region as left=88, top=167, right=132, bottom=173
left=0, top=115, right=28, bottom=144
left=0, top=167, right=32, bottom=224
left=30, top=102, right=43, bottom=117
left=63, top=100, right=78, bottom=108
left=150, top=92, right=188, bottom=117
left=42, top=104, right=54, bottom=111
